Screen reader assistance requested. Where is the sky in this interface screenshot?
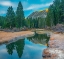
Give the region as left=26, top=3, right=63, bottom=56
left=0, top=0, right=54, bottom=17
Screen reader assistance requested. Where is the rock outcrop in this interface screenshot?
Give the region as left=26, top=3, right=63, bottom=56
left=27, top=10, right=47, bottom=19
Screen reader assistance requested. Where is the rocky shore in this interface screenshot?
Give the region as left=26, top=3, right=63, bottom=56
left=43, top=33, right=64, bottom=59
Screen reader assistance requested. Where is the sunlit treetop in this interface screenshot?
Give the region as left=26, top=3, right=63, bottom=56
left=46, top=9, right=48, bottom=12
left=38, top=9, right=48, bottom=12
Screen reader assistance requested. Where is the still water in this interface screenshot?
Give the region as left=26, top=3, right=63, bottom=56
left=0, top=34, right=50, bottom=59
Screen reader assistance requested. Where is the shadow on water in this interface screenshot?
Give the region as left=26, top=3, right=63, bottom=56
left=0, top=33, right=50, bottom=59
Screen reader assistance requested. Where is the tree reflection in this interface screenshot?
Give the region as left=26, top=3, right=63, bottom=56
left=27, top=33, right=50, bottom=45
left=15, top=39, right=24, bottom=58
left=6, top=34, right=49, bottom=58
left=6, top=39, right=25, bottom=58
left=6, top=43, right=14, bottom=55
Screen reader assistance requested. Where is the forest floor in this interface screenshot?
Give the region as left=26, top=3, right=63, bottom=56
left=0, top=31, right=34, bottom=44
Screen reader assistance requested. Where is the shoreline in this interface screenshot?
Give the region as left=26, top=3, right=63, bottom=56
left=0, top=31, right=34, bottom=44
left=43, top=33, right=64, bottom=59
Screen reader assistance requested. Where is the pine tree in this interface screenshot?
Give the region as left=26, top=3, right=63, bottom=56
left=46, top=0, right=61, bottom=26
left=0, top=16, right=5, bottom=28
left=60, top=0, right=64, bottom=23
left=16, top=1, right=25, bottom=28
left=6, top=6, right=15, bottom=28
left=46, top=5, right=54, bottom=27
left=53, top=0, right=61, bottom=24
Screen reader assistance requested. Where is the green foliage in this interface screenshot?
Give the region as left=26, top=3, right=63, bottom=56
left=0, top=16, right=6, bottom=28
left=46, top=0, right=64, bottom=27
left=38, top=18, right=46, bottom=28
left=0, top=0, right=64, bottom=29
left=26, top=17, right=46, bottom=29
left=0, top=1, right=26, bottom=29
left=46, top=5, right=54, bottom=27
left=16, top=1, right=25, bottom=28
left=59, top=0, right=64, bottom=23
left=6, top=6, right=15, bottom=28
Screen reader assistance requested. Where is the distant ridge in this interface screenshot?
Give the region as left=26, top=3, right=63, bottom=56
left=27, top=10, right=47, bottom=19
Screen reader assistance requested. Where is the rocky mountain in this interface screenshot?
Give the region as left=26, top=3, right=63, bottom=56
left=27, top=10, right=47, bottom=19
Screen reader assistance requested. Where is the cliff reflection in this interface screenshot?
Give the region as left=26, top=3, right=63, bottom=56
left=27, top=33, right=50, bottom=45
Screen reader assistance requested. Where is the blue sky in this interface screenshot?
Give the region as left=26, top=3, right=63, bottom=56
left=0, top=0, right=54, bottom=17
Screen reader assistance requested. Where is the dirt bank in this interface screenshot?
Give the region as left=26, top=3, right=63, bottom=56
left=0, top=31, right=34, bottom=44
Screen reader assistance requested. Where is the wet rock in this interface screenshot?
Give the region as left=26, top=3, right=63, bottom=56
left=43, top=49, right=51, bottom=57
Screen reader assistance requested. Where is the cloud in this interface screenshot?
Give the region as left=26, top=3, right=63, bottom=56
left=26, top=44, right=46, bottom=50
left=22, top=1, right=29, bottom=8
left=24, top=2, right=53, bottom=10
left=40, top=0, right=54, bottom=3
left=0, top=1, right=16, bottom=7
left=0, top=11, right=6, bottom=14
left=0, top=49, right=7, bottom=53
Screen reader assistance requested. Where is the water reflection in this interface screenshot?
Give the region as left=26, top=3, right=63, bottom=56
left=28, top=33, right=50, bottom=45
left=6, top=39, right=25, bottom=58
left=0, top=33, right=50, bottom=59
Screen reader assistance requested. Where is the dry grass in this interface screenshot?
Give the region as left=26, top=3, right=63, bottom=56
left=0, top=31, right=34, bottom=43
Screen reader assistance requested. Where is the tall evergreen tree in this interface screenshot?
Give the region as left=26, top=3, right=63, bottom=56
left=16, top=1, right=25, bottom=28
left=46, top=5, right=54, bottom=27
left=46, top=0, right=61, bottom=26
left=53, top=0, right=61, bottom=24
left=6, top=6, right=15, bottom=28
left=0, top=16, right=5, bottom=28
left=60, top=0, right=64, bottom=23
